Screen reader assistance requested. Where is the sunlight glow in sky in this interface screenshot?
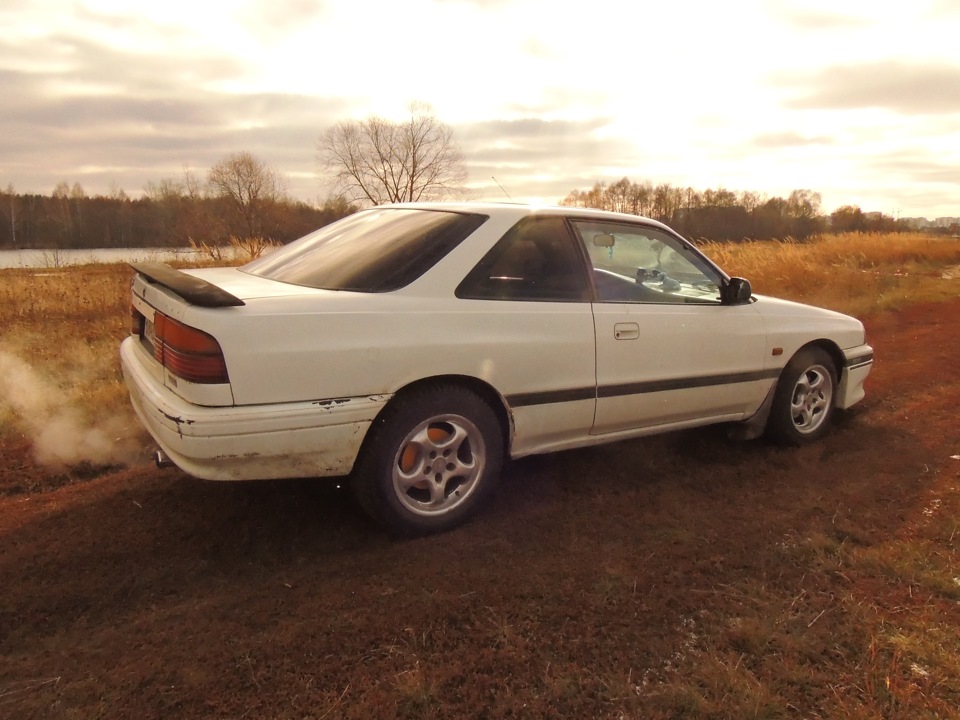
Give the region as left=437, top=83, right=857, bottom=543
left=2, top=0, right=958, bottom=218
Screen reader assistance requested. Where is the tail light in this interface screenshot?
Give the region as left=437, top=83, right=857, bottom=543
left=132, top=305, right=229, bottom=384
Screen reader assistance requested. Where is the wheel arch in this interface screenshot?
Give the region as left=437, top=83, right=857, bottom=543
left=365, top=374, right=514, bottom=455
left=797, top=339, right=845, bottom=396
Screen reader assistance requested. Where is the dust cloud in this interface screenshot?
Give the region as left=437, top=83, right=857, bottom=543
left=0, top=350, right=138, bottom=468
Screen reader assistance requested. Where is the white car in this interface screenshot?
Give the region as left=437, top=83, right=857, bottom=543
left=121, top=203, right=873, bottom=534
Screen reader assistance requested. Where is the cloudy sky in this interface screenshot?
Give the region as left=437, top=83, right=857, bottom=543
left=3, top=0, right=959, bottom=218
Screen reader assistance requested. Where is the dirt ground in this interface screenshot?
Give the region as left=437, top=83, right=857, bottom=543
left=2, top=298, right=959, bottom=719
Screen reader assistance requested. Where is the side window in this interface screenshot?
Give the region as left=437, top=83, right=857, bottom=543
left=456, top=217, right=590, bottom=301
left=569, top=221, right=723, bottom=304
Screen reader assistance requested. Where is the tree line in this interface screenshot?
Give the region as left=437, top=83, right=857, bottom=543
left=0, top=153, right=357, bottom=250
left=560, top=178, right=911, bottom=241
left=0, top=170, right=920, bottom=251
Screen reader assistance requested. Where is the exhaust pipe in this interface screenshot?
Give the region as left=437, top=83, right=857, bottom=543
left=153, top=449, right=175, bottom=469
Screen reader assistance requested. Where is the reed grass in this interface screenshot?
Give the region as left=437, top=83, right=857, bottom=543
left=703, top=232, right=960, bottom=316
left=0, top=264, right=137, bottom=459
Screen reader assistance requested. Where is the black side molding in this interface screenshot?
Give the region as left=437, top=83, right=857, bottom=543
left=844, top=352, right=874, bottom=369
left=131, top=262, right=245, bottom=308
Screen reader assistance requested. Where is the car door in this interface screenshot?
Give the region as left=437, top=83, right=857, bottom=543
left=568, top=219, right=772, bottom=435
left=455, top=216, right=598, bottom=456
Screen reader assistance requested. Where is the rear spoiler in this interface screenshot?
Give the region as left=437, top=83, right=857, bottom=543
left=130, top=262, right=245, bottom=308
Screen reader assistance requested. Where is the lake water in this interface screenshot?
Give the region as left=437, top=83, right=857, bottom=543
left=0, top=247, right=240, bottom=269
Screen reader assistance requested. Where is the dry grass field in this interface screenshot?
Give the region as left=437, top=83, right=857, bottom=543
left=705, top=232, right=960, bottom=316
left=1, top=232, right=959, bottom=718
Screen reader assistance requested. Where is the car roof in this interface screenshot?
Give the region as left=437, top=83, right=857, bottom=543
left=379, top=201, right=676, bottom=234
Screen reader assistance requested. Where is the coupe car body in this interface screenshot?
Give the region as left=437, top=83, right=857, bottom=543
left=121, top=203, right=873, bottom=533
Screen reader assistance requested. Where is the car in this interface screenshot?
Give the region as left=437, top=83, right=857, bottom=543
left=120, top=202, right=873, bottom=534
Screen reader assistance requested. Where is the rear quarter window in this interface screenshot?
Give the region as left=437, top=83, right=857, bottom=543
left=456, top=216, right=591, bottom=302
left=242, top=208, right=487, bottom=292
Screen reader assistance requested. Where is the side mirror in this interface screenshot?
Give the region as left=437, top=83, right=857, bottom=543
left=721, top=277, right=752, bottom=305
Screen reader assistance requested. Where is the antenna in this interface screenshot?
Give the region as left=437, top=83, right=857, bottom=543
left=491, top=176, right=513, bottom=201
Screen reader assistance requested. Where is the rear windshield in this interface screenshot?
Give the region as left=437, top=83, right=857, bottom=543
left=242, top=208, right=487, bottom=292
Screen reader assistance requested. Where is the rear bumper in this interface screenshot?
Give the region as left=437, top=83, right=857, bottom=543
left=837, top=344, right=873, bottom=410
left=120, top=338, right=389, bottom=480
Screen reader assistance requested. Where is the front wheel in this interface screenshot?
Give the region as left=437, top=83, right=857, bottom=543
left=766, top=347, right=837, bottom=445
left=351, top=383, right=504, bottom=536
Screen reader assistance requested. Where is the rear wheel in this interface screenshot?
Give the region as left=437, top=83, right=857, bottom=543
left=352, top=383, right=504, bottom=536
left=766, top=347, right=837, bottom=445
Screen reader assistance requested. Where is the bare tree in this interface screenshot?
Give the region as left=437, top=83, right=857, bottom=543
left=208, top=152, right=288, bottom=238
left=318, top=103, right=468, bottom=206
left=144, top=168, right=214, bottom=245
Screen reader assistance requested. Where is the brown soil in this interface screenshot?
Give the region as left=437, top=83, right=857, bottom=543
left=2, top=299, right=959, bottom=719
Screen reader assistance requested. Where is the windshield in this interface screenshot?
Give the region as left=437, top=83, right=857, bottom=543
left=242, top=208, right=487, bottom=292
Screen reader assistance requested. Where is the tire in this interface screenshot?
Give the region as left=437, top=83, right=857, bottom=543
left=351, top=383, right=504, bottom=536
left=766, top=346, right=837, bottom=446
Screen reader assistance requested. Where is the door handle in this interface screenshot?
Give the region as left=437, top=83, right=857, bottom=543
left=614, top=322, right=639, bottom=340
